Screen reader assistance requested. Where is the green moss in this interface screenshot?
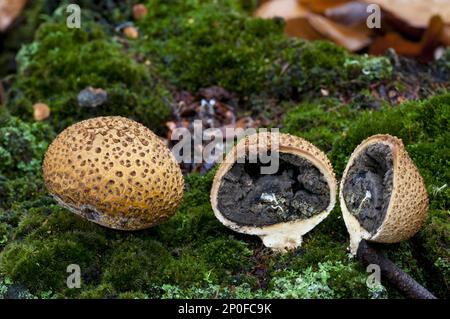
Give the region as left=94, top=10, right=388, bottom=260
left=0, top=0, right=149, bottom=77
left=260, top=207, right=376, bottom=299
left=0, top=231, right=107, bottom=292
left=5, top=0, right=396, bottom=131
left=416, top=209, right=450, bottom=297
left=56, top=0, right=142, bottom=27
left=293, top=235, right=348, bottom=270
left=325, top=261, right=380, bottom=299
left=0, top=224, right=10, bottom=248
left=382, top=241, right=427, bottom=283
left=1, top=93, right=446, bottom=298
left=282, top=99, right=358, bottom=152
left=198, top=237, right=253, bottom=275
left=78, top=284, right=116, bottom=299
left=8, top=20, right=171, bottom=132
left=102, top=238, right=171, bottom=293
left=135, top=1, right=392, bottom=103
left=163, top=252, right=216, bottom=288
left=306, top=41, right=365, bottom=92
left=0, top=210, right=21, bottom=249
left=155, top=171, right=225, bottom=247
left=266, top=261, right=372, bottom=299
left=0, top=0, right=54, bottom=77
left=118, top=291, right=150, bottom=299
left=13, top=204, right=94, bottom=240
left=0, top=175, right=46, bottom=210
left=330, top=93, right=450, bottom=175
left=136, top=0, right=283, bottom=95
left=0, top=0, right=447, bottom=300
left=160, top=280, right=256, bottom=299
left=163, top=262, right=372, bottom=299
left=281, top=92, right=450, bottom=297
left=0, top=116, right=54, bottom=220
left=344, top=54, right=393, bottom=83
left=0, top=276, right=39, bottom=299
left=0, top=169, right=255, bottom=297
left=0, top=116, right=54, bottom=177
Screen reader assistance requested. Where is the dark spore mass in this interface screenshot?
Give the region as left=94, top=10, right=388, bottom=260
left=343, top=143, right=394, bottom=234
left=217, top=153, right=330, bottom=227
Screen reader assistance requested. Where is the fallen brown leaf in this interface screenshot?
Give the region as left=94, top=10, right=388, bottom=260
left=371, top=33, right=422, bottom=56
left=255, top=0, right=449, bottom=59
left=307, top=13, right=372, bottom=51
left=441, top=25, right=450, bottom=46
left=255, top=0, right=371, bottom=49
left=255, top=0, right=324, bottom=40
left=300, top=0, right=352, bottom=13
left=325, top=1, right=369, bottom=26
left=0, top=0, right=27, bottom=32
left=369, top=15, right=444, bottom=61
left=360, top=0, right=450, bottom=29
left=285, top=16, right=324, bottom=39
left=254, top=0, right=307, bottom=20
left=165, top=121, right=177, bottom=132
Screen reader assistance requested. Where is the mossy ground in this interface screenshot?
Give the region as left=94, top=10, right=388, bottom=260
left=0, top=0, right=448, bottom=299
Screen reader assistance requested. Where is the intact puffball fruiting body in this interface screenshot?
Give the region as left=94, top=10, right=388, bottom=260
left=43, top=116, right=184, bottom=230
left=339, top=134, right=429, bottom=254
left=211, top=132, right=337, bottom=251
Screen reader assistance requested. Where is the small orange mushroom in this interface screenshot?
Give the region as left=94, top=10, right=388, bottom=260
left=33, top=103, right=50, bottom=121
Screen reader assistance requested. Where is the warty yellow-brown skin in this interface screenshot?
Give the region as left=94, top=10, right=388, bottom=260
left=43, top=116, right=184, bottom=230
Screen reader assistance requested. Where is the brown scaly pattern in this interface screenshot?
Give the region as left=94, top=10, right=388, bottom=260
left=371, top=135, right=429, bottom=243
left=42, top=116, right=184, bottom=230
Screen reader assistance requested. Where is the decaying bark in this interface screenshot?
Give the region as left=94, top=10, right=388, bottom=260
left=357, top=239, right=437, bottom=299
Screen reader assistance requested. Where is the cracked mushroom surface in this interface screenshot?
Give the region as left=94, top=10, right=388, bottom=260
left=211, top=132, right=337, bottom=250
left=43, top=116, right=184, bottom=230
left=340, top=134, right=429, bottom=254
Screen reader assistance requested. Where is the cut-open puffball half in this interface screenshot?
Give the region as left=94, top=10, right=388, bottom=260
left=339, top=134, right=429, bottom=254
left=210, top=132, right=337, bottom=251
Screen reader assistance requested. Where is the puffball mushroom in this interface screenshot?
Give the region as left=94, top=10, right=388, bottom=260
left=211, top=132, right=337, bottom=251
left=340, top=134, right=429, bottom=254
left=43, top=116, right=184, bottom=230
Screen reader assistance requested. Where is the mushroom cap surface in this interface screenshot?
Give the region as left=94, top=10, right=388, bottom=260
left=43, top=116, right=184, bottom=230
left=339, top=134, right=429, bottom=254
left=211, top=132, right=337, bottom=251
